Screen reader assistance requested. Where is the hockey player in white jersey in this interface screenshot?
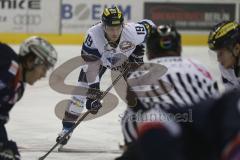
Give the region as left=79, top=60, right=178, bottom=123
left=120, top=24, right=219, bottom=147
left=208, top=21, right=240, bottom=90
left=56, top=6, right=155, bottom=145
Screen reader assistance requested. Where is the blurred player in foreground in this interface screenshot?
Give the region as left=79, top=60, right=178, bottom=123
left=0, top=37, right=57, bottom=160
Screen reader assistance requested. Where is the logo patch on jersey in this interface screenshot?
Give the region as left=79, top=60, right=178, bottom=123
left=106, top=56, right=121, bottom=65
left=106, top=53, right=128, bottom=67
left=119, top=41, right=135, bottom=52
left=8, top=60, right=19, bottom=76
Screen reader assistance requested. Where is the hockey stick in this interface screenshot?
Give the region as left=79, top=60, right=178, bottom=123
left=38, top=63, right=130, bottom=160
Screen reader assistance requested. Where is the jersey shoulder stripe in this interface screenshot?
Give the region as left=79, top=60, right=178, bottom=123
left=82, top=43, right=101, bottom=58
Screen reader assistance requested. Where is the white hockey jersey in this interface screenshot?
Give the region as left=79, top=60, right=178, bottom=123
left=81, top=22, right=149, bottom=70
left=219, top=64, right=240, bottom=90
left=64, top=20, right=154, bottom=117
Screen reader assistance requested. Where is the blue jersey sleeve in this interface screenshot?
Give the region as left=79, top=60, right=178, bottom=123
left=81, top=33, right=101, bottom=62
left=0, top=43, right=22, bottom=124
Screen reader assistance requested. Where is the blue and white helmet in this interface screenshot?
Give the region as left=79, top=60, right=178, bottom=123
left=19, top=36, right=57, bottom=69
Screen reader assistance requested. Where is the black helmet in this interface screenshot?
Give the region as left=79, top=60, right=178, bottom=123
left=208, top=21, right=240, bottom=50
left=147, top=24, right=181, bottom=54
left=102, top=6, right=124, bottom=26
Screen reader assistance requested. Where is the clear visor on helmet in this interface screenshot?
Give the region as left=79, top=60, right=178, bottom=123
left=208, top=46, right=234, bottom=64
left=208, top=49, right=218, bottom=62
left=29, top=44, right=57, bottom=70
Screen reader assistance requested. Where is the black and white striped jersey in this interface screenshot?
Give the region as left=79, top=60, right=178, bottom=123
left=128, top=56, right=219, bottom=108
left=121, top=56, right=219, bottom=144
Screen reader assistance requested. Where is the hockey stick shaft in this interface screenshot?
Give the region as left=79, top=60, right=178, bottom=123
left=38, top=64, right=129, bottom=160
left=38, top=110, right=90, bottom=160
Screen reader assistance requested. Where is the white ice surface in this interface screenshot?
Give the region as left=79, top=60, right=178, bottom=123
left=6, top=45, right=223, bottom=160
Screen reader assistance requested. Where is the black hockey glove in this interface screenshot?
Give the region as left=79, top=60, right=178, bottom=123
left=86, top=98, right=102, bottom=114
left=0, top=140, right=21, bottom=160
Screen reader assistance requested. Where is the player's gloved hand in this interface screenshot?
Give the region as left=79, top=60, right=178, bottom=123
left=0, top=140, right=21, bottom=160
left=86, top=98, right=102, bottom=114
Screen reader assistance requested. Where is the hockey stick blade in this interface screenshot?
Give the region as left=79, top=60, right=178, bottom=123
left=58, top=147, right=121, bottom=154
left=19, top=147, right=121, bottom=154
left=38, top=110, right=90, bottom=160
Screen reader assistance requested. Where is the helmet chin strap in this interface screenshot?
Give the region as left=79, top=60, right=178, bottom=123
left=22, top=65, right=35, bottom=82
left=21, top=59, right=39, bottom=82
left=19, top=56, right=29, bottom=82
